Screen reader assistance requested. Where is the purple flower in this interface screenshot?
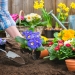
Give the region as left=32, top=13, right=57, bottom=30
left=22, top=30, right=33, bottom=40
left=27, top=39, right=37, bottom=50
left=0, top=38, right=6, bottom=45
left=22, top=30, right=42, bottom=50
left=22, top=30, right=40, bottom=40
left=27, top=38, right=42, bottom=50
left=22, top=30, right=33, bottom=36
left=34, top=37, right=42, bottom=47
left=33, top=32, right=40, bottom=38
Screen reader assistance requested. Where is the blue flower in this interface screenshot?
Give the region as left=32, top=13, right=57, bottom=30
left=34, top=37, right=42, bottom=48
left=22, top=30, right=42, bottom=50
left=27, top=37, right=42, bottom=50
left=22, top=30, right=33, bottom=37
left=33, top=32, right=40, bottom=38
left=27, top=39, right=37, bottom=50
left=22, top=30, right=40, bottom=40
left=0, top=38, right=6, bottom=45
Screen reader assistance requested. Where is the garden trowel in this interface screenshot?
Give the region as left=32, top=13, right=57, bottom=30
left=0, top=49, right=25, bottom=65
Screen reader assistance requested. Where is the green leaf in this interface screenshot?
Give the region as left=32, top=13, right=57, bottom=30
left=37, top=45, right=45, bottom=51
left=48, top=43, right=57, bottom=53
left=50, top=55, right=56, bottom=60
left=15, top=36, right=26, bottom=45
left=54, top=32, right=58, bottom=38
left=43, top=56, right=50, bottom=59
left=29, top=25, right=35, bottom=31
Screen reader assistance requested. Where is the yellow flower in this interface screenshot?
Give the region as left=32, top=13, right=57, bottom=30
left=57, top=8, right=60, bottom=12
left=58, top=33, right=62, bottom=37
left=65, top=13, right=68, bottom=17
left=70, top=2, right=75, bottom=9
left=59, top=29, right=75, bottom=41
left=58, top=3, right=64, bottom=8
left=64, top=7, right=69, bottom=12
left=56, top=3, right=69, bottom=25
left=33, top=0, right=44, bottom=9
left=33, top=0, right=52, bottom=29
left=33, top=1, right=39, bottom=9
left=39, top=3, right=44, bottom=8
left=41, top=36, right=48, bottom=42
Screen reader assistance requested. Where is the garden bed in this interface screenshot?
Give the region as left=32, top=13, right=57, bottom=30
left=0, top=39, right=75, bottom=75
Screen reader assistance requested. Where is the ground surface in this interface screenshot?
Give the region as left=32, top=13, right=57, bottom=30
left=0, top=39, right=75, bottom=75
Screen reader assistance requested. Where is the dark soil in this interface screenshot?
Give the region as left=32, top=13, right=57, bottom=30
left=0, top=39, right=75, bottom=75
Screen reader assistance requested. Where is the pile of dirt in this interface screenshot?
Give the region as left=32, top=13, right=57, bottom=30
left=0, top=39, right=75, bottom=75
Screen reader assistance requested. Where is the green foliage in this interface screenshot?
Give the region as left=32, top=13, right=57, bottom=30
left=45, top=43, right=75, bottom=60
left=44, top=32, right=75, bottom=60
left=41, top=8, right=52, bottom=28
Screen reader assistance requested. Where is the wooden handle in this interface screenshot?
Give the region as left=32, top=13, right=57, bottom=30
left=19, top=10, right=25, bottom=24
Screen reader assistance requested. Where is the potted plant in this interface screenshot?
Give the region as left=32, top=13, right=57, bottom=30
left=11, top=10, right=46, bottom=35
left=33, top=0, right=61, bottom=38
left=44, top=29, right=75, bottom=64
left=15, top=30, right=49, bottom=59
left=55, top=2, right=75, bottom=29
left=55, top=3, right=69, bottom=29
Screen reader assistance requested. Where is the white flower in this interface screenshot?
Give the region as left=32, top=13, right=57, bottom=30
left=64, top=39, right=72, bottom=46
left=25, top=14, right=33, bottom=22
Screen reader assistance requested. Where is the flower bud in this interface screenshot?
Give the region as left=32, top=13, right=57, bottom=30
left=54, top=46, right=60, bottom=51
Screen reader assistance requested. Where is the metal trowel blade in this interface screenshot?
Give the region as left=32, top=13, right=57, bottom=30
left=6, top=51, right=25, bottom=65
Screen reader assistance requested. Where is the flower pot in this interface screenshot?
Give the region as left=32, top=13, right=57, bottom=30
left=65, top=59, right=75, bottom=71
left=34, top=49, right=49, bottom=59
left=44, top=30, right=60, bottom=38
left=20, top=48, right=49, bottom=59
left=17, top=26, right=44, bottom=35
left=35, top=26, right=44, bottom=35
left=40, top=49, right=49, bottom=58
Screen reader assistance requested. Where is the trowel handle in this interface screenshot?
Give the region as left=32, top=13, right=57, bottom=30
left=0, top=49, right=7, bottom=53
left=49, top=10, right=67, bottom=29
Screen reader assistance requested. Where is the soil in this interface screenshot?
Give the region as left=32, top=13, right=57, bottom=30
left=0, top=39, right=75, bottom=75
